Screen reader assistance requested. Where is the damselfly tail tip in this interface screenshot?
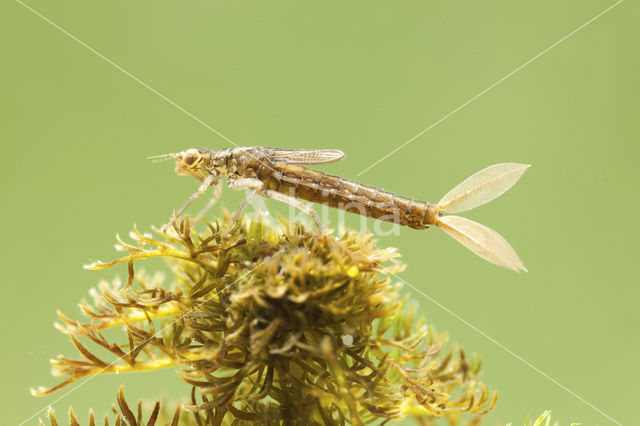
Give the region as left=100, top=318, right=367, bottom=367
left=436, top=215, right=526, bottom=273
left=506, top=256, right=528, bottom=274
left=437, top=162, right=531, bottom=214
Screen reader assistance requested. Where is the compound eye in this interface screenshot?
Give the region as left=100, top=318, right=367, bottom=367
left=183, top=151, right=199, bottom=167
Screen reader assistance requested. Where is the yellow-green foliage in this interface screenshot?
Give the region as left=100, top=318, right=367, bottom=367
left=35, top=214, right=496, bottom=425
left=518, top=411, right=580, bottom=426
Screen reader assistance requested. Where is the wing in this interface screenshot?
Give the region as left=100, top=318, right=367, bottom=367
left=262, top=148, right=346, bottom=165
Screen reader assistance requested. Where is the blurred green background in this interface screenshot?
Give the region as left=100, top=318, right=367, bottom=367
left=1, top=0, right=637, bottom=424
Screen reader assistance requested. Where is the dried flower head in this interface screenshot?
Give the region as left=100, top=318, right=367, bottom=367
left=35, top=214, right=496, bottom=424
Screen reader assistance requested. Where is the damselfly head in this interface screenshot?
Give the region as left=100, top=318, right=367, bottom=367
left=172, top=148, right=215, bottom=181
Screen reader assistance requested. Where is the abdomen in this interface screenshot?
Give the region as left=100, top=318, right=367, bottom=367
left=259, top=164, right=435, bottom=229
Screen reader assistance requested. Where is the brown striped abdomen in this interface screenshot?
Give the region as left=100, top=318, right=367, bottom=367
left=258, top=164, right=438, bottom=229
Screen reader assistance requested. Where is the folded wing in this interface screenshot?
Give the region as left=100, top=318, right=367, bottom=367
left=264, top=148, right=346, bottom=165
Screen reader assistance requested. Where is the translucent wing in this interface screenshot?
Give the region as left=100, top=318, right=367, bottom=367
left=438, top=163, right=530, bottom=213
left=436, top=215, right=526, bottom=272
left=263, top=148, right=346, bottom=165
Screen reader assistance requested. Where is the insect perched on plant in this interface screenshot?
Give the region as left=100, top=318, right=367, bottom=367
left=150, top=147, right=530, bottom=272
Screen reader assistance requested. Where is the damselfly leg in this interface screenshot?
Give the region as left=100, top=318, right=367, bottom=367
left=194, top=181, right=223, bottom=224
left=227, top=177, right=322, bottom=229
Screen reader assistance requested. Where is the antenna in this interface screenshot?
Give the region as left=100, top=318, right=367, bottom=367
left=146, top=153, right=176, bottom=163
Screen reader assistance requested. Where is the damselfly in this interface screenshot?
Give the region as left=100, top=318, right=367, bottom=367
left=150, top=147, right=529, bottom=272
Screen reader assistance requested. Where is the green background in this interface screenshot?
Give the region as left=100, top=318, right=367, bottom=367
left=1, top=0, right=637, bottom=424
